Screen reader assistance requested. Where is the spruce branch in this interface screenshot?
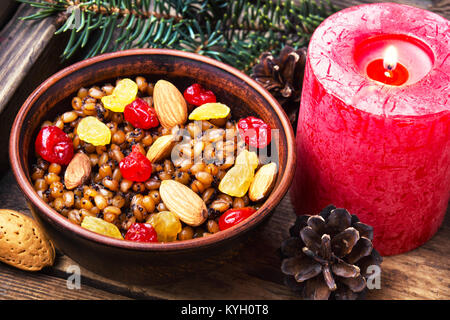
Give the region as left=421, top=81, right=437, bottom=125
left=17, top=0, right=338, bottom=72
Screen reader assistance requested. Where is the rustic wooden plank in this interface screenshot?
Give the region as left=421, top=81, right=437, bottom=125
left=0, top=4, right=56, bottom=115
left=0, top=0, right=448, bottom=301
left=428, top=0, right=450, bottom=17
left=50, top=198, right=450, bottom=300
left=0, top=0, right=18, bottom=30
left=0, top=260, right=131, bottom=300
left=331, top=0, right=450, bottom=19
left=332, top=0, right=434, bottom=11
left=1, top=171, right=449, bottom=300
left=0, top=5, right=70, bottom=175
left=330, top=0, right=450, bottom=21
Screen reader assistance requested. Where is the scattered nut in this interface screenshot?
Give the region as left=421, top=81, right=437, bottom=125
left=146, top=134, right=175, bottom=163
left=0, top=209, right=55, bottom=271
left=160, top=180, right=208, bottom=226
left=249, top=162, right=278, bottom=202
left=64, top=153, right=91, bottom=190
left=153, top=80, right=188, bottom=129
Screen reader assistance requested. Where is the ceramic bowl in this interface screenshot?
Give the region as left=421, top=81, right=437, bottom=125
left=9, top=49, right=295, bottom=284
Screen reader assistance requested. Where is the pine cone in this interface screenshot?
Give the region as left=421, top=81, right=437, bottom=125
left=280, top=205, right=382, bottom=300
left=251, top=46, right=307, bottom=127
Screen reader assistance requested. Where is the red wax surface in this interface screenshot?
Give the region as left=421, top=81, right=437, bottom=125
left=291, top=4, right=450, bottom=255
left=366, top=59, right=409, bottom=86
left=354, top=35, right=433, bottom=86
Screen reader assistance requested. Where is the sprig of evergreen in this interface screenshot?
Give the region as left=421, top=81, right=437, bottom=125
left=18, top=0, right=338, bottom=72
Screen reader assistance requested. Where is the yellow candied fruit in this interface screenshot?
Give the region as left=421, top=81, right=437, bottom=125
left=77, top=116, right=111, bottom=146
left=218, top=149, right=258, bottom=197
left=237, top=148, right=258, bottom=171
left=188, top=103, right=230, bottom=121
left=147, top=211, right=182, bottom=242
left=81, top=216, right=123, bottom=240
left=101, top=78, right=138, bottom=112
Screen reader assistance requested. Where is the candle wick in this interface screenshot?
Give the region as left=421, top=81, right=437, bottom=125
left=383, top=45, right=398, bottom=72
left=384, top=61, right=397, bottom=72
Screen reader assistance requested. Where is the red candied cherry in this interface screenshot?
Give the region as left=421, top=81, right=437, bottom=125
left=125, top=223, right=158, bottom=242
left=35, top=126, right=74, bottom=165
left=237, top=116, right=272, bottom=149
left=183, top=83, right=216, bottom=106
left=119, top=145, right=152, bottom=182
left=124, top=98, right=159, bottom=129
left=218, top=207, right=257, bottom=231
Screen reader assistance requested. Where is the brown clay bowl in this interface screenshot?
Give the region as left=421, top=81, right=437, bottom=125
left=9, top=49, right=295, bottom=284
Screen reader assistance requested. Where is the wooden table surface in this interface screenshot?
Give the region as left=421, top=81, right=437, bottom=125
left=0, top=0, right=449, bottom=300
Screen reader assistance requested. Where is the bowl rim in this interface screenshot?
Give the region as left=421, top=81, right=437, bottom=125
left=9, top=48, right=296, bottom=252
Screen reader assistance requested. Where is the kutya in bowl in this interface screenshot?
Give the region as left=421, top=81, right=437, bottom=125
left=9, top=49, right=295, bottom=284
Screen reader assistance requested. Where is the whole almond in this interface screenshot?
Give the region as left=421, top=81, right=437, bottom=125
left=160, top=180, right=208, bottom=226
left=0, top=209, right=55, bottom=271
left=153, top=80, right=187, bottom=129
left=249, top=162, right=278, bottom=202
left=64, top=152, right=91, bottom=190
left=146, top=134, right=175, bottom=163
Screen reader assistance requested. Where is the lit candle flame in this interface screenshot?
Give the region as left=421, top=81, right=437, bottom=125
left=383, top=45, right=398, bottom=71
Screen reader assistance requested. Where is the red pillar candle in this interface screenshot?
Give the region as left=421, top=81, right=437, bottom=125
left=291, top=3, right=450, bottom=256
